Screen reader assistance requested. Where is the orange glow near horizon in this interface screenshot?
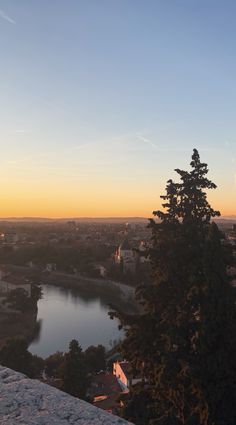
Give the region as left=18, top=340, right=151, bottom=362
left=0, top=186, right=235, bottom=219
left=0, top=158, right=235, bottom=219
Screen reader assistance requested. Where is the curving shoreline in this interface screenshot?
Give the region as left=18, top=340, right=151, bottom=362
left=41, top=271, right=138, bottom=313
left=0, top=306, right=39, bottom=350
left=0, top=270, right=138, bottom=353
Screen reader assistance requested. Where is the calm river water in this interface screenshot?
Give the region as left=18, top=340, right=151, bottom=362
left=29, top=285, right=122, bottom=358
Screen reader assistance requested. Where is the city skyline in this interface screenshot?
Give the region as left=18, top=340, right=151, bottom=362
left=0, top=1, right=236, bottom=217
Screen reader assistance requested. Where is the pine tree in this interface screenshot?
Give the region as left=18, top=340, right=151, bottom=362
left=60, top=339, right=88, bottom=399
left=198, top=223, right=236, bottom=425
left=117, top=149, right=236, bottom=425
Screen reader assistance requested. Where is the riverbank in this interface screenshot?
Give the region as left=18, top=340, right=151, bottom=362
left=42, top=271, right=138, bottom=314
left=0, top=265, right=138, bottom=313
left=29, top=284, right=126, bottom=357
left=0, top=306, right=39, bottom=350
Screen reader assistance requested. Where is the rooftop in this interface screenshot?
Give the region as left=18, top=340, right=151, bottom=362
left=89, top=372, right=122, bottom=412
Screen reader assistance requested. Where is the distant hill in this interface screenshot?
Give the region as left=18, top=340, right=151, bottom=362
left=0, top=217, right=54, bottom=223
left=0, top=216, right=235, bottom=224
left=214, top=216, right=236, bottom=222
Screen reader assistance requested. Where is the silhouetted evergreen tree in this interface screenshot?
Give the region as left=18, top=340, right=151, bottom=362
left=117, top=149, right=236, bottom=425
left=60, top=339, right=88, bottom=399
left=198, top=223, right=236, bottom=425
left=84, top=344, right=106, bottom=373
left=44, top=351, right=64, bottom=378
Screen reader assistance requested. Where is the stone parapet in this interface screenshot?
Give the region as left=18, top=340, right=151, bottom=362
left=0, top=366, right=133, bottom=425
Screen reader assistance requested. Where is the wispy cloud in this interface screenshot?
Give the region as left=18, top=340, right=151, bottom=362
left=0, top=9, right=15, bottom=24
left=136, top=133, right=226, bottom=153
left=136, top=133, right=158, bottom=149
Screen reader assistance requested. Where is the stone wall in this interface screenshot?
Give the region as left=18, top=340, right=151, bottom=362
left=0, top=366, right=133, bottom=425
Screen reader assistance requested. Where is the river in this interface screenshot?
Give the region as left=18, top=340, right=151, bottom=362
left=29, top=285, right=123, bottom=358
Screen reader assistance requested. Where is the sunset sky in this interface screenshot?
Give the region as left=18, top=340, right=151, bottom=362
left=0, top=0, right=236, bottom=218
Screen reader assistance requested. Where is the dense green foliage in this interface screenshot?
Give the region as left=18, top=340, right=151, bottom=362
left=3, top=288, right=34, bottom=312
left=0, top=336, right=106, bottom=402
left=44, top=343, right=106, bottom=379
left=84, top=344, right=106, bottom=373
left=59, top=339, right=88, bottom=399
left=3, top=281, right=41, bottom=312
left=0, top=338, right=44, bottom=378
left=118, top=150, right=236, bottom=425
left=0, top=243, right=113, bottom=274
left=44, top=351, right=64, bottom=377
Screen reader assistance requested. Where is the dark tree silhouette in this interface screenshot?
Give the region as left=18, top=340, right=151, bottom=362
left=0, top=338, right=44, bottom=378
left=116, top=149, right=236, bottom=425
left=84, top=345, right=106, bottom=373
left=44, top=351, right=64, bottom=378
left=60, top=339, right=88, bottom=399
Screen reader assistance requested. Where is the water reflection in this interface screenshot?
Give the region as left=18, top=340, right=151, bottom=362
left=29, top=285, right=122, bottom=358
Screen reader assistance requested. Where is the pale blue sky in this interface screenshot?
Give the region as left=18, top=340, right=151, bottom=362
left=0, top=0, right=235, bottom=216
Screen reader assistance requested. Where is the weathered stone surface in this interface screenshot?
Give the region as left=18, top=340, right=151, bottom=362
left=0, top=366, right=133, bottom=424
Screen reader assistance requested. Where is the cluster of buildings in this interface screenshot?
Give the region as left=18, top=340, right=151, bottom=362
left=89, top=359, right=142, bottom=415
left=0, top=221, right=152, bottom=285
left=223, top=224, right=236, bottom=287
left=114, top=239, right=150, bottom=275
left=225, top=224, right=236, bottom=247
left=0, top=232, right=19, bottom=244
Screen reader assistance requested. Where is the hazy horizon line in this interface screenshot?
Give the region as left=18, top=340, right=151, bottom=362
left=0, top=215, right=235, bottom=222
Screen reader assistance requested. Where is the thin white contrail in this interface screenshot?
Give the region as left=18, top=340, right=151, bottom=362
left=0, top=9, right=15, bottom=24
left=136, top=133, right=158, bottom=149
